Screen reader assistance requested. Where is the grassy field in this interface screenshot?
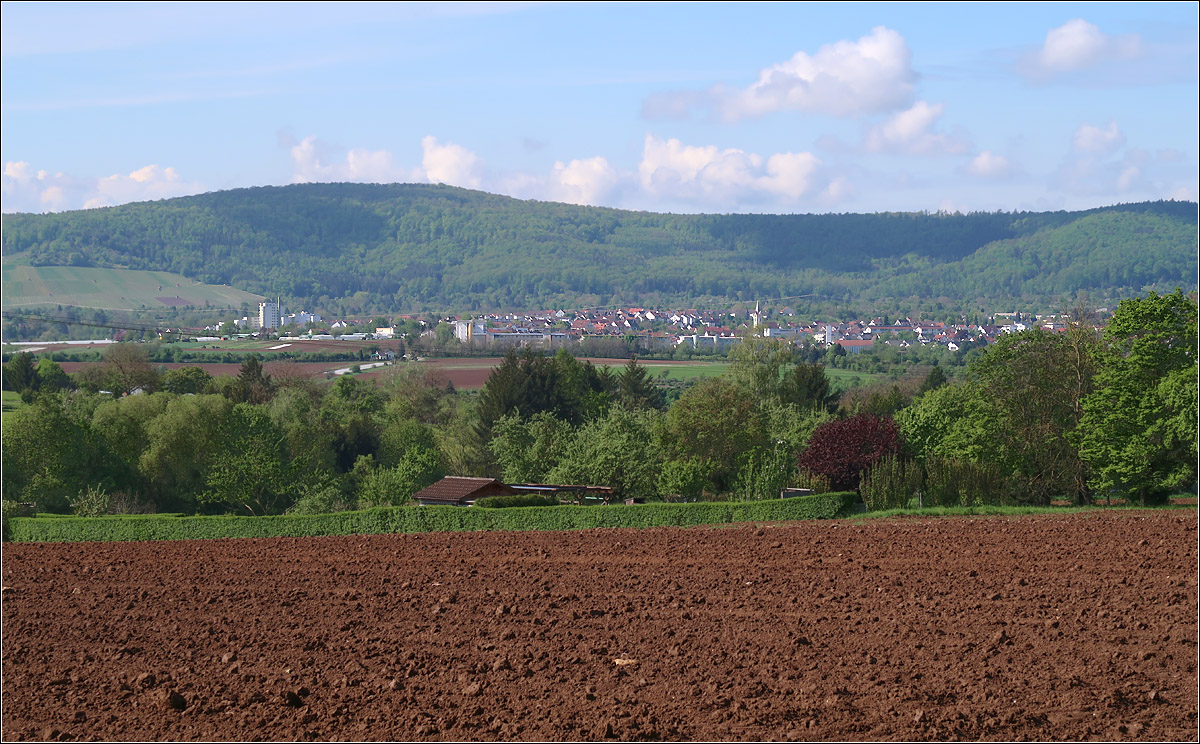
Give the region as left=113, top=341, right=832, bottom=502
left=417, top=357, right=884, bottom=391
left=1, top=264, right=263, bottom=311
left=639, top=361, right=880, bottom=389
left=2, top=390, right=22, bottom=412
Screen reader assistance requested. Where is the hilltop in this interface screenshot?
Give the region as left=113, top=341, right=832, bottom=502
left=2, top=184, right=1195, bottom=315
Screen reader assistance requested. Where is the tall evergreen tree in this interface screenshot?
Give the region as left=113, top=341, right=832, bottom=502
left=917, top=365, right=947, bottom=396
left=779, top=361, right=840, bottom=412
left=616, top=355, right=665, bottom=410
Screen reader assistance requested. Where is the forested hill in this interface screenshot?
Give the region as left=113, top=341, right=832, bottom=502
left=2, top=183, right=1195, bottom=313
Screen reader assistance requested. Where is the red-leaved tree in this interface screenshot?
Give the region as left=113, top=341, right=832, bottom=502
left=798, top=414, right=902, bottom=492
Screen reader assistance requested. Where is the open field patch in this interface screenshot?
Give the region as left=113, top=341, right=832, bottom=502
left=2, top=510, right=1194, bottom=741
left=54, top=361, right=355, bottom=379
left=418, top=358, right=766, bottom=390
left=1, top=265, right=263, bottom=311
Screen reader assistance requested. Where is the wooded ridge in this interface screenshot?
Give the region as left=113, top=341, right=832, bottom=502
left=3, top=184, right=1195, bottom=314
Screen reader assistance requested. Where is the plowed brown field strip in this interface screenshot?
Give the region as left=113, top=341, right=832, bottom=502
left=2, top=511, right=1196, bottom=741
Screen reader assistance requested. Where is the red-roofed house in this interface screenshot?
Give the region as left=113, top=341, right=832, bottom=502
left=412, top=477, right=516, bottom=506
left=835, top=339, right=876, bottom=354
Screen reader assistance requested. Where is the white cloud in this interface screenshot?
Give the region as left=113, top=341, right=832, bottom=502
left=289, top=134, right=489, bottom=189
left=550, top=157, right=620, bottom=206
left=3, top=161, right=71, bottom=212
left=1072, top=121, right=1125, bottom=154
left=821, top=175, right=855, bottom=205
left=1056, top=142, right=1152, bottom=196
left=760, top=152, right=822, bottom=199
left=640, top=135, right=756, bottom=200
left=1116, top=165, right=1139, bottom=191
left=646, top=26, right=915, bottom=121
left=85, top=165, right=201, bottom=209
left=1021, top=19, right=1144, bottom=81
left=937, top=199, right=967, bottom=215
left=420, top=136, right=483, bottom=189
left=290, top=135, right=412, bottom=183
left=638, top=134, right=824, bottom=205
left=968, top=151, right=1013, bottom=178
left=2, top=160, right=202, bottom=213
left=863, top=101, right=970, bottom=155
left=1038, top=19, right=1141, bottom=72
left=1169, top=185, right=1196, bottom=202
left=727, top=26, right=915, bottom=119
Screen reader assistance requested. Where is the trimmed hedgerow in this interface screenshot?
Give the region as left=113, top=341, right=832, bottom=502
left=474, top=494, right=560, bottom=509
left=5, top=492, right=858, bottom=543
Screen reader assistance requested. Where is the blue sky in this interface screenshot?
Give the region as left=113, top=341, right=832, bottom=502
left=2, top=2, right=1196, bottom=214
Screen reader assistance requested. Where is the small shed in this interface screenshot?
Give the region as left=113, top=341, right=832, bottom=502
left=413, top=477, right=517, bottom=507
left=780, top=488, right=814, bottom=499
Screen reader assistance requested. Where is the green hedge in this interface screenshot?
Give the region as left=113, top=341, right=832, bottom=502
left=5, top=492, right=859, bottom=543
left=474, top=494, right=560, bottom=509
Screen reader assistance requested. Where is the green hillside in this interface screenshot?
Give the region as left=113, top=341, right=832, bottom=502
left=1, top=264, right=264, bottom=311
left=1, top=183, right=1194, bottom=314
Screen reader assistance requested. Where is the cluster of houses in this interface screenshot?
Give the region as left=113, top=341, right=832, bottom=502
left=444, top=306, right=1087, bottom=354
left=207, top=301, right=1097, bottom=355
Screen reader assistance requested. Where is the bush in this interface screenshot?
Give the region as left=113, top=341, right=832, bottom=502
left=288, top=482, right=357, bottom=516
left=732, top=445, right=796, bottom=502
left=860, top=455, right=924, bottom=511
left=2, top=499, right=24, bottom=541
left=925, top=456, right=1010, bottom=507
left=798, top=414, right=901, bottom=492
left=474, top=494, right=560, bottom=509
left=792, top=470, right=831, bottom=494
left=108, top=491, right=156, bottom=515
left=72, top=485, right=111, bottom=517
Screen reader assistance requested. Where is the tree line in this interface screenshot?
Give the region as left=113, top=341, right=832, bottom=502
left=3, top=290, right=1195, bottom=516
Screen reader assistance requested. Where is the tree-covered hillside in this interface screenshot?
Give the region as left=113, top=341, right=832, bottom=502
left=2, top=183, right=1195, bottom=314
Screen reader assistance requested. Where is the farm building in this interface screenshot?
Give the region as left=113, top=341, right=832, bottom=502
left=413, top=477, right=517, bottom=506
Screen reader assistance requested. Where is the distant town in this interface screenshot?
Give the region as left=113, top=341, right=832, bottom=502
left=212, top=300, right=1109, bottom=355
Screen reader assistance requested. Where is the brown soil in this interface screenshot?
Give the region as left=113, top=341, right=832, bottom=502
left=3, top=511, right=1196, bottom=741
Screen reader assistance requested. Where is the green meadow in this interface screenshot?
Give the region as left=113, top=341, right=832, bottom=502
left=2, top=390, right=22, bottom=413
left=2, top=265, right=263, bottom=311
left=640, top=361, right=880, bottom=390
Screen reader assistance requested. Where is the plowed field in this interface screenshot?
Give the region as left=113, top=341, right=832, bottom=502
left=3, top=511, right=1196, bottom=741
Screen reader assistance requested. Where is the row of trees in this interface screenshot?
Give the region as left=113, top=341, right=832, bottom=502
left=891, top=289, right=1197, bottom=505
left=3, top=290, right=1196, bottom=515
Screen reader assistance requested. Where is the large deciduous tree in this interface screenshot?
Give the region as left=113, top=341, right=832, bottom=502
left=665, top=377, right=766, bottom=493
left=798, top=414, right=901, bottom=492
left=2, top=396, right=124, bottom=512
left=489, top=412, right=576, bottom=484
left=140, top=394, right=233, bottom=513
left=729, top=336, right=795, bottom=403
left=967, top=327, right=1098, bottom=505
left=1077, top=290, right=1198, bottom=504
left=162, top=366, right=213, bottom=395
left=103, top=342, right=159, bottom=396
left=547, top=407, right=663, bottom=500
left=202, top=403, right=298, bottom=515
